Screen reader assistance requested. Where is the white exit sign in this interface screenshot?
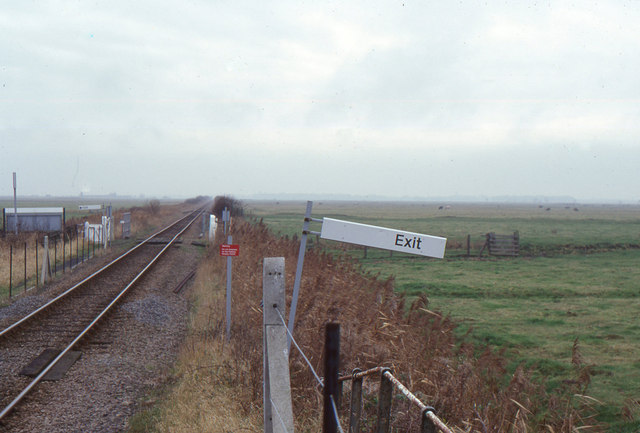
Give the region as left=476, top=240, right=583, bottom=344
left=320, top=218, right=446, bottom=258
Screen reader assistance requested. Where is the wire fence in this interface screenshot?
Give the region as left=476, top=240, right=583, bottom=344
left=273, top=306, right=452, bottom=433
left=1, top=226, right=106, bottom=300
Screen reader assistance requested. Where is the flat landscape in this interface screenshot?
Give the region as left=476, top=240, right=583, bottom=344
left=246, top=199, right=640, bottom=432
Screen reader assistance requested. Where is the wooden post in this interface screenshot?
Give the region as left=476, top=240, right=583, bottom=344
left=348, top=369, right=363, bottom=433
left=420, top=408, right=437, bottom=433
left=263, top=257, right=294, bottom=433
left=376, top=369, right=393, bottom=433
left=363, top=246, right=367, bottom=259
left=35, top=239, right=39, bottom=288
left=323, top=322, right=340, bottom=433
left=9, top=244, right=12, bottom=297
left=54, top=237, right=57, bottom=275
left=466, top=234, right=471, bottom=257
left=23, top=242, right=27, bottom=292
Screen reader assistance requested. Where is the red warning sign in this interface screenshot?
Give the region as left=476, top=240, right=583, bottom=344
left=220, top=244, right=240, bottom=257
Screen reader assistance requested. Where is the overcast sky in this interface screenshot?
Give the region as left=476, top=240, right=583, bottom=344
left=1, top=1, right=639, bottom=202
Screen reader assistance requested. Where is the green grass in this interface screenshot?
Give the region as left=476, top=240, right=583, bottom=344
left=246, top=199, right=640, bottom=431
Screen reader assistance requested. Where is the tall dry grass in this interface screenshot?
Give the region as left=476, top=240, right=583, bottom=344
left=155, top=218, right=603, bottom=432
left=139, top=257, right=262, bottom=433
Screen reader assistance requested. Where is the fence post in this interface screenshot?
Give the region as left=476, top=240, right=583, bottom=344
left=54, top=237, right=57, bottom=276
left=323, top=322, right=340, bottom=433
left=420, top=407, right=437, bottom=433
left=349, top=368, right=363, bottom=433
left=9, top=244, right=12, bottom=298
left=23, top=242, right=27, bottom=292
left=466, top=234, right=471, bottom=257
left=40, top=236, right=51, bottom=286
left=263, top=257, right=294, bottom=433
left=35, top=239, right=39, bottom=289
left=376, top=369, right=393, bottom=433
left=62, top=234, right=66, bottom=273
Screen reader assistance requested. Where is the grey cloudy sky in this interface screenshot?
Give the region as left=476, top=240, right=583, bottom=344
left=1, top=1, right=639, bottom=201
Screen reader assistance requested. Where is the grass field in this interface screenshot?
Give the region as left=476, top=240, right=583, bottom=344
left=245, top=199, right=640, bottom=432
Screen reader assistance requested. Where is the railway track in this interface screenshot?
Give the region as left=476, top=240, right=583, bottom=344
left=0, top=207, right=205, bottom=423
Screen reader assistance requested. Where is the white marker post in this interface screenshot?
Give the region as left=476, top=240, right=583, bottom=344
left=208, top=215, right=216, bottom=242
left=263, top=257, right=294, bottom=433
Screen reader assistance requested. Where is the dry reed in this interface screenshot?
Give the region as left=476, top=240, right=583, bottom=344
left=183, top=218, right=605, bottom=432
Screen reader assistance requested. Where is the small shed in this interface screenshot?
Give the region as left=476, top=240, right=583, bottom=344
left=3, top=207, right=65, bottom=233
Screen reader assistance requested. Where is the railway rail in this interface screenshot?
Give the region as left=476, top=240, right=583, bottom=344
left=0, top=207, right=205, bottom=422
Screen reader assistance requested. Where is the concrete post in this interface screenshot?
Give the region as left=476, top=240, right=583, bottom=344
left=40, top=236, right=51, bottom=286
left=263, top=257, right=294, bottom=433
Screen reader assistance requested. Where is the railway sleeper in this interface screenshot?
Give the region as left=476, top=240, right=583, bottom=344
left=19, top=349, right=82, bottom=381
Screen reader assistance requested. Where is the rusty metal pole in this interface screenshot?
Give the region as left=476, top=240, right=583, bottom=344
left=323, top=322, right=340, bottom=433
left=376, top=369, right=393, bottom=433
left=348, top=369, right=363, bottom=433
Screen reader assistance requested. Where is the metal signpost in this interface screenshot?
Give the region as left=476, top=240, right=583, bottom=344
left=287, top=201, right=317, bottom=351
left=287, top=201, right=447, bottom=353
left=220, top=236, right=239, bottom=341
